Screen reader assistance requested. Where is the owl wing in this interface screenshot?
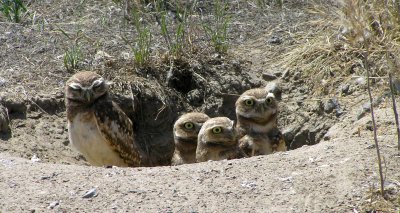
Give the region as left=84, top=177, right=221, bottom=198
left=93, top=99, right=146, bottom=167
left=267, top=128, right=287, bottom=152
left=238, top=135, right=252, bottom=157
left=220, top=147, right=247, bottom=160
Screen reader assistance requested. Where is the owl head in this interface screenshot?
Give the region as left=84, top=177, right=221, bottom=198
left=235, top=88, right=278, bottom=124
left=173, top=112, right=210, bottom=147
left=197, top=117, right=237, bottom=147
left=65, top=71, right=111, bottom=106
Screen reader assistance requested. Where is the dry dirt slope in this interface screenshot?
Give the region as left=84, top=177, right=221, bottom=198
left=1, top=103, right=399, bottom=212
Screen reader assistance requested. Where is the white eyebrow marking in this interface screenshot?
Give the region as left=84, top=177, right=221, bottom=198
left=241, top=95, right=254, bottom=99
left=92, top=78, right=104, bottom=87
left=69, top=82, right=82, bottom=89
left=266, top=92, right=275, bottom=98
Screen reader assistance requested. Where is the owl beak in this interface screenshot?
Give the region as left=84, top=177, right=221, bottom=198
left=228, top=126, right=237, bottom=139
left=260, top=104, right=265, bottom=113
left=84, top=90, right=92, bottom=102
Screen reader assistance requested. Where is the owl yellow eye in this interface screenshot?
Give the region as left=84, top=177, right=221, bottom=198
left=184, top=122, right=194, bottom=130
left=212, top=127, right=222, bottom=134
left=244, top=99, right=254, bottom=106
left=265, top=97, right=273, bottom=104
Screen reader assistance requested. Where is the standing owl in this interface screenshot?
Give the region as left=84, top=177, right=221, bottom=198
left=196, top=117, right=241, bottom=162
left=171, top=112, right=210, bottom=165
left=65, top=71, right=148, bottom=167
left=235, top=87, right=286, bottom=156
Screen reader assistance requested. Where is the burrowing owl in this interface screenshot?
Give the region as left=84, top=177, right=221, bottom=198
left=65, top=71, right=148, bottom=167
left=196, top=117, right=241, bottom=162
left=0, top=104, right=9, bottom=133
left=235, top=87, right=286, bottom=156
left=171, top=112, right=210, bottom=165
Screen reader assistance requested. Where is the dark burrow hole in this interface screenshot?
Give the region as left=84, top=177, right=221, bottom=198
left=166, top=67, right=197, bottom=94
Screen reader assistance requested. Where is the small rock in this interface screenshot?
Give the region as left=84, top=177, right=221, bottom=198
left=47, top=201, right=59, bottom=209
left=121, top=52, right=130, bottom=60
left=267, top=36, right=282, bottom=45
left=324, top=98, right=339, bottom=114
left=262, top=72, right=277, bottom=81
left=335, top=108, right=345, bottom=117
left=366, top=144, right=375, bottom=149
left=62, top=140, right=69, bottom=146
left=365, top=120, right=374, bottom=131
left=241, top=180, right=257, bottom=188
left=30, top=154, right=41, bottom=163
left=279, top=176, right=293, bottom=183
left=340, top=84, right=350, bottom=95
left=82, top=188, right=98, bottom=198
left=265, top=82, right=282, bottom=100
left=0, top=78, right=6, bottom=87
left=355, top=77, right=366, bottom=85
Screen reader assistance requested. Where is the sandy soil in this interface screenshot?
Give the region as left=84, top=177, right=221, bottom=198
left=1, top=104, right=399, bottom=212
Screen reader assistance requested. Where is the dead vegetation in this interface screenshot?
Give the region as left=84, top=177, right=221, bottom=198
left=274, top=0, right=400, bottom=96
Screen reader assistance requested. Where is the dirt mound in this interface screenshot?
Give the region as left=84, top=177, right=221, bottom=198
left=0, top=104, right=399, bottom=212
left=0, top=55, right=261, bottom=166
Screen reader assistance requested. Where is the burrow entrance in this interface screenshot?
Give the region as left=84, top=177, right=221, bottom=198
left=0, top=57, right=339, bottom=166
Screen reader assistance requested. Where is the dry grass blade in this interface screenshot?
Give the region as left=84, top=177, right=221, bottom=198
left=364, top=48, right=385, bottom=197
left=274, top=0, right=400, bottom=97
left=388, top=72, right=400, bottom=153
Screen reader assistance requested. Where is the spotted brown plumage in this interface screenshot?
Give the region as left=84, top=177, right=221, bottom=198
left=171, top=112, right=210, bottom=165
left=65, top=71, right=148, bottom=167
left=196, top=117, right=243, bottom=162
left=235, top=87, right=287, bottom=156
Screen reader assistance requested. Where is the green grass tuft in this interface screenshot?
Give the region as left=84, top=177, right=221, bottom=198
left=203, top=0, right=230, bottom=54
left=0, top=0, right=27, bottom=23
left=63, top=45, right=82, bottom=72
